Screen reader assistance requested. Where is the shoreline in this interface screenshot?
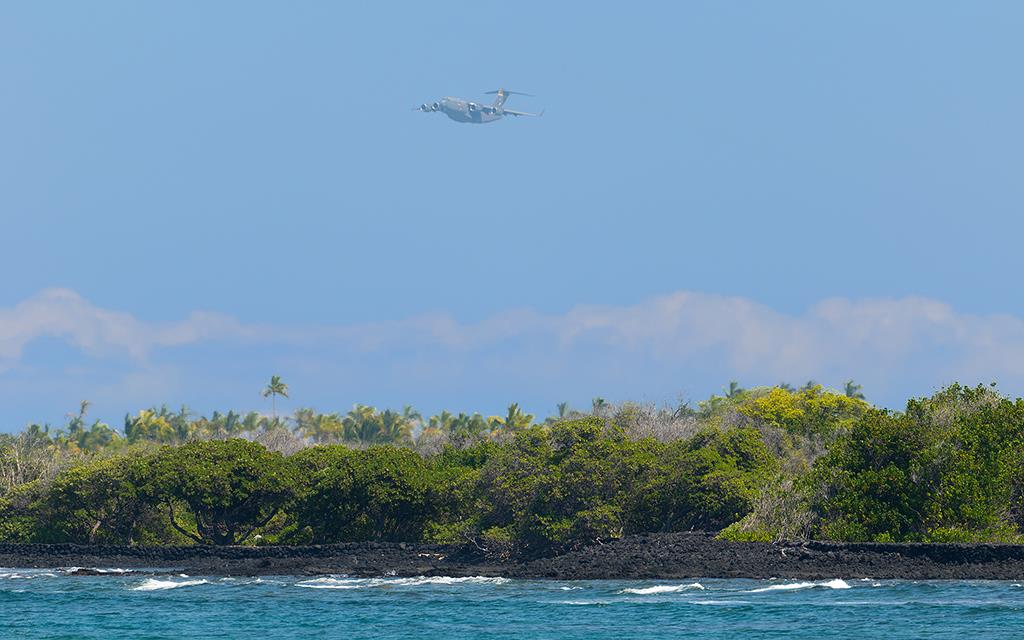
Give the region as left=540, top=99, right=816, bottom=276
left=4, top=533, right=1024, bottom=580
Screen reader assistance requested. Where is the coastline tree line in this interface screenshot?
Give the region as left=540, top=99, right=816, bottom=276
left=2, top=382, right=1024, bottom=551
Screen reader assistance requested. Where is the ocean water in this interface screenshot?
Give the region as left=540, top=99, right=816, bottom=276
left=2, top=570, right=1023, bottom=638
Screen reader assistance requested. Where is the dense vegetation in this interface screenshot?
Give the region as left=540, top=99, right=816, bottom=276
left=4, top=381, right=1024, bottom=551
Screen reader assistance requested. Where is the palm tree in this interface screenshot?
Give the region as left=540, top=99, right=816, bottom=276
left=379, top=409, right=413, bottom=444
left=546, top=401, right=572, bottom=425
left=725, top=381, right=744, bottom=399
left=64, top=399, right=91, bottom=430
left=777, top=383, right=795, bottom=392
left=342, top=404, right=379, bottom=444
left=171, top=404, right=193, bottom=441
left=428, top=410, right=455, bottom=433
left=241, top=411, right=264, bottom=433
left=298, top=411, right=343, bottom=444
left=591, top=397, right=609, bottom=417
left=418, top=410, right=450, bottom=442
left=124, top=409, right=177, bottom=444
left=801, top=380, right=819, bottom=392
left=65, top=400, right=90, bottom=437
left=491, top=403, right=534, bottom=432
left=844, top=379, right=866, bottom=400
left=449, top=412, right=489, bottom=438
left=292, top=408, right=317, bottom=440
left=203, top=410, right=243, bottom=439
left=261, top=375, right=289, bottom=422
left=401, top=405, right=423, bottom=434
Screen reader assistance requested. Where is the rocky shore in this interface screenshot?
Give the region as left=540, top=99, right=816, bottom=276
left=4, top=533, right=1024, bottom=580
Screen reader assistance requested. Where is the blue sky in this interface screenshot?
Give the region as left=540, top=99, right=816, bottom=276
left=2, top=2, right=1023, bottom=429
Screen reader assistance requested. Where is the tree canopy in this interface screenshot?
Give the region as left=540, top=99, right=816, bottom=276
left=6, top=382, right=1024, bottom=550
left=151, top=439, right=296, bottom=545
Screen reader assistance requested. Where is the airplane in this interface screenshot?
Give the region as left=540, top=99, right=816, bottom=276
left=415, top=88, right=543, bottom=124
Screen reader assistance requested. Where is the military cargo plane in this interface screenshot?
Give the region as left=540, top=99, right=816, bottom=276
left=415, top=88, right=543, bottom=124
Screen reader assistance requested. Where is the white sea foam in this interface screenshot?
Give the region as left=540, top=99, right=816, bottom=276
left=295, top=576, right=510, bottom=590
left=132, top=578, right=210, bottom=591
left=60, top=567, right=131, bottom=575
left=746, top=579, right=851, bottom=593
left=559, top=586, right=583, bottom=591
left=394, top=576, right=510, bottom=586
left=0, top=571, right=58, bottom=580
left=295, top=578, right=363, bottom=590
left=619, top=583, right=705, bottom=595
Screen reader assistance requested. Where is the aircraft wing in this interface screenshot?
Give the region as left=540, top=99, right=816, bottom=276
left=502, top=108, right=544, bottom=117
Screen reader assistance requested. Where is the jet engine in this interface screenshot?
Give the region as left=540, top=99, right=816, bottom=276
left=467, top=102, right=477, bottom=112
left=431, top=102, right=440, bottom=111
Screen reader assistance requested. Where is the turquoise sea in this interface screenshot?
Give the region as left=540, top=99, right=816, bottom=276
left=3, top=569, right=1024, bottom=638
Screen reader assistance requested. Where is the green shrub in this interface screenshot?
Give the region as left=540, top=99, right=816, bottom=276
left=290, top=445, right=429, bottom=543
left=152, top=439, right=296, bottom=545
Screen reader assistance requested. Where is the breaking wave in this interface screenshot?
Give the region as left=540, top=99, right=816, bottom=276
left=746, top=579, right=851, bottom=593
left=60, top=567, right=132, bottom=575
left=619, top=583, right=705, bottom=595
left=296, top=576, right=510, bottom=589
left=0, top=571, right=58, bottom=580
left=132, top=578, right=210, bottom=591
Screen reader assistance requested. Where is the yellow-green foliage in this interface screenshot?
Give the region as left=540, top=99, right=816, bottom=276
left=717, top=523, right=773, bottom=542
left=738, top=386, right=867, bottom=438
left=124, top=410, right=180, bottom=444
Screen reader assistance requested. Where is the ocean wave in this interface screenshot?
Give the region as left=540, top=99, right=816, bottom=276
left=746, top=579, right=851, bottom=593
left=295, top=578, right=363, bottom=590
left=132, top=578, right=210, bottom=592
left=619, top=583, right=705, bottom=595
left=60, top=567, right=132, bottom=575
left=295, top=576, right=510, bottom=590
left=212, top=576, right=283, bottom=586
left=0, top=571, right=58, bottom=580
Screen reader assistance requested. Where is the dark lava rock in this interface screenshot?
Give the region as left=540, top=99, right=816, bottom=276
left=3, top=534, right=1024, bottom=579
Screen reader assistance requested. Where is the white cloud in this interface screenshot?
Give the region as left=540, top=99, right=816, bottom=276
left=4, top=288, right=1024, bottom=400
left=0, top=288, right=243, bottom=369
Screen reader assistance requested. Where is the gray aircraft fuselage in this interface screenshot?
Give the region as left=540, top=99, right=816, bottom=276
left=438, top=97, right=502, bottom=124
left=416, top=89, right=541, bottom=124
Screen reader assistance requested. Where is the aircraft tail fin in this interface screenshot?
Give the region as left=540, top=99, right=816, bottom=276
left=485, top=88, right=533, bottom=108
